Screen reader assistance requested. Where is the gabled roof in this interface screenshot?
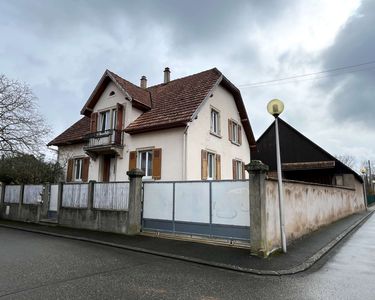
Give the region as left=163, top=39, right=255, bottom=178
left=253, top=118, right=362, bottom=182
left=80, top=70, right=151, bottom=116
left=124, top=68, right=256, bottom=148
left=47, top=117, right=90, bottom=146
left=49, top=68, right=256, bottom=148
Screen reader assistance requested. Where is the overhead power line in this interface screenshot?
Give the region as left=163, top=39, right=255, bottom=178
left=238, top=59, right=375, bottom=88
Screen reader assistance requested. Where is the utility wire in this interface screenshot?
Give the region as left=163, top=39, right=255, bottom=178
left=241, top=65, right=375, bottom=88
left=238, top=59, right=375, bottom=88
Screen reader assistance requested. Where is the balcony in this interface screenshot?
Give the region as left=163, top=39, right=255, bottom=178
left=83, top=129, right=124, bottom=159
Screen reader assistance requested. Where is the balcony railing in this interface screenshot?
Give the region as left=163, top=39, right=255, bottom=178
left=85, top=129, right=123, bottom=149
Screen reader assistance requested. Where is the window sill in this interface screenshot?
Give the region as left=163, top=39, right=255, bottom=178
left=210, top=131, right=222, bottom=138
left=230, top=140, right=241, bottom=146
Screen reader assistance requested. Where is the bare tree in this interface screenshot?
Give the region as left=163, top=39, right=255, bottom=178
left=334, top=154, right=356, bottom=169
left=0, top=74, right=50, bottom=155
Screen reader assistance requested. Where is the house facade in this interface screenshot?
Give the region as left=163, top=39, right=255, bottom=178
left=48, top=68, right=256, bottom=182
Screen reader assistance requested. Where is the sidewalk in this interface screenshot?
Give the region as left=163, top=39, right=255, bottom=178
left=0, top=209, right=373, bottom=276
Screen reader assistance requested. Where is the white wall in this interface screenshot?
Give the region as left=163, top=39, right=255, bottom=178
left=123, top=127, right=185, bottom=181
left=186, top=85, right=251, bottom=180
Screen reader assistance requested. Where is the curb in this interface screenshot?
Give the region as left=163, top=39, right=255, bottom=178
left=0, top=210, right=373, bottom=276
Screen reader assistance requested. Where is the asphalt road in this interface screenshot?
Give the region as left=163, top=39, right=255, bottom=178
left=0, top=215, right=374, bottom=300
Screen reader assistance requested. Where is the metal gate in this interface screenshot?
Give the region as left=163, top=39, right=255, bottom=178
left=142, top=180, right=250, bottom=241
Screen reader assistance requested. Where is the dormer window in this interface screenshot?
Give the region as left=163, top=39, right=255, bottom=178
left=109, top=91, right=115, bottom=96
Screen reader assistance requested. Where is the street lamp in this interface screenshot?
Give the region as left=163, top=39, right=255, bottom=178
left=361, top=167, right=368, bottom=209
left=267, top=99, right=287, bottom=253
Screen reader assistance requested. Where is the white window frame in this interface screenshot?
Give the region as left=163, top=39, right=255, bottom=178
left=234, top=160, right=243, bottom=180
left=98, top=108, right=118, bottom=133
left=74, top=158, right=84, bottom=181
left=207, top=152, right=216, bottom=180
left=210, top=108, right=220, bottom=136
left=137, top=150, right=153, bottom=179
left=231, top=120, right=240, bottom=144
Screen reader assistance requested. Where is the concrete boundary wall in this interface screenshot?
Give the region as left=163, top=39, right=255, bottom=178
left=246, top=160, right=366, bottom=257
left=265, top=178, right=365, bottom=253
left=0, top=169, right=144, bottom=235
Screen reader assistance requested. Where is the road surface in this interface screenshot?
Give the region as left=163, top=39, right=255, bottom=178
left=0, top=215, right=374, bottom=299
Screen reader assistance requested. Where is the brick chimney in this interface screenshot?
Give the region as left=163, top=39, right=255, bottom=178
left=164, top=67, right=170, bottom=83
left=140, top=75, right=147, bottom=89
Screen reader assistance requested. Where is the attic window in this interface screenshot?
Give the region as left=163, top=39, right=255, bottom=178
left=109, top=91, right=115, bottom=96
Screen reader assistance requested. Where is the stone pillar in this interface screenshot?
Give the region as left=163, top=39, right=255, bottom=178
left=87, top=180, right=96, bottom=210
left=39, top=183, right=51, bottom=221
left=0, top=182, right=5, bottom=207
left=245, top=160, right=269, bottom=257
left=126, top=169, right=144, bottom=235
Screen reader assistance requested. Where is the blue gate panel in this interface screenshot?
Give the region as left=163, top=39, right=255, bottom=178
left=211, top=224, right=250, bottom=240
left=174, top=221, right=210, bottom=235
left=143, top=219, right=173, bottom=232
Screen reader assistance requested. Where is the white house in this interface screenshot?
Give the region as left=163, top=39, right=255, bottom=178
left=48, top=67, right=256, bottom=182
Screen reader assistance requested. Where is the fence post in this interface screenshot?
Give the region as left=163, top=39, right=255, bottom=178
left=0, top=182, right=5, bottom=207
left=126, top=169, right=144, bottom=235
left=88, top=180, right=96, bottom=210
left=18, top=184, right=24, bottom=220
left=39, top=182, right=51, bottom=221
left=57, top=182, right=64, bottom=223
left=245, top=160, right=269, bottom=257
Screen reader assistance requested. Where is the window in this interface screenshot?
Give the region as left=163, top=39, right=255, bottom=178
left=74, top=158, right=83, bottom=181
left=210, top=108, right=220, bottom=135
left=109, top=91, right=115, bottom=96
left=228, top=119, right=241, bottom=145
left=99, top=109, right=118, bottom=132
left=233, top=159, right=244, bottom=180
left=138, top=150, right=153, bottom=178
left=207, top=152, right=216, bottom=180
left=99, top=110, right=110, bottom=132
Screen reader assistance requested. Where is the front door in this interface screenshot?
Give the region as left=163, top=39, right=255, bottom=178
left=102, top=156, right=111, bottom=182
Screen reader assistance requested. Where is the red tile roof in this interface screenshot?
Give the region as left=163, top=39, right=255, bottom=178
left=47, top=117, right=90, bottom=146
left=108, top=70, right=152, bottom=109
left=125, top=68, right=222, bottom=133
left=49, top=68, right=256, bottom=147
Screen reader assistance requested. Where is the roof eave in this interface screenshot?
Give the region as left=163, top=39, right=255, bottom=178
left=124, top=121, right=188, bottom=135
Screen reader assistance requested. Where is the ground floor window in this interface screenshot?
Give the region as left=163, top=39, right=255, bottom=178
left=207, top=152, right=216, bottom=180
left=233, top=159, right=244, bottom=180
left=138, top=150, right=153, bottom=178
left=74, top=158, right=83, bottom=181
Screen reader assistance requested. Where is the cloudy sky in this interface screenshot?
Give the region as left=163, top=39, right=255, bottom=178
left=0, top=0, right=373, bottom=170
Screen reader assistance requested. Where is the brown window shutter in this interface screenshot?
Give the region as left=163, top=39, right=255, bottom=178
left=66, top=159, right=73, bottom=182
left=115, top=103, right=124, bottom=144
left=232, top=159, right=237, bottom=180
left=242, top=162, right=245, bottom=179
left=152, top=148, right=162, bottom=180
left=90, top=112, right=98, bottom=133
left=228, top=119, right=233, bottom=141
left=116, top=103, right=124, bottom=130
left=129, top=151, right=137, bottom=171
left=82, top=157, right=90, bottom=182
left=216, top=154, right=221, bottom=180
left=201, top=150, right=208, bottom=180
left=238, top=125, right=242, bottom=145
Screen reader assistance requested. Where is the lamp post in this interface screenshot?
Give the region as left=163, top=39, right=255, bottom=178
left=361, top=167, right=368, bottom=209
left=267, top=99, right=287, bottom=253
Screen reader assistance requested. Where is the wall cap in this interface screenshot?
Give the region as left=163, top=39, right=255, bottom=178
left=245, top=160, right=269, bottom=172
left=127, top=169, right=145, bottom=178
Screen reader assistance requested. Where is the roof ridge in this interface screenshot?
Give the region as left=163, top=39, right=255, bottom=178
left=107, top=69, right=147, bottom=92
left=147, top=67, right=221, bottom=89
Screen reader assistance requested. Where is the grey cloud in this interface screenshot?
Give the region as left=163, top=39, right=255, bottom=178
left=319, top=0, right=375, bottom=127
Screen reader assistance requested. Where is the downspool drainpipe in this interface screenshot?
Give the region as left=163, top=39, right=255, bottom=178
left=183, top=122, right=190, bottom=180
